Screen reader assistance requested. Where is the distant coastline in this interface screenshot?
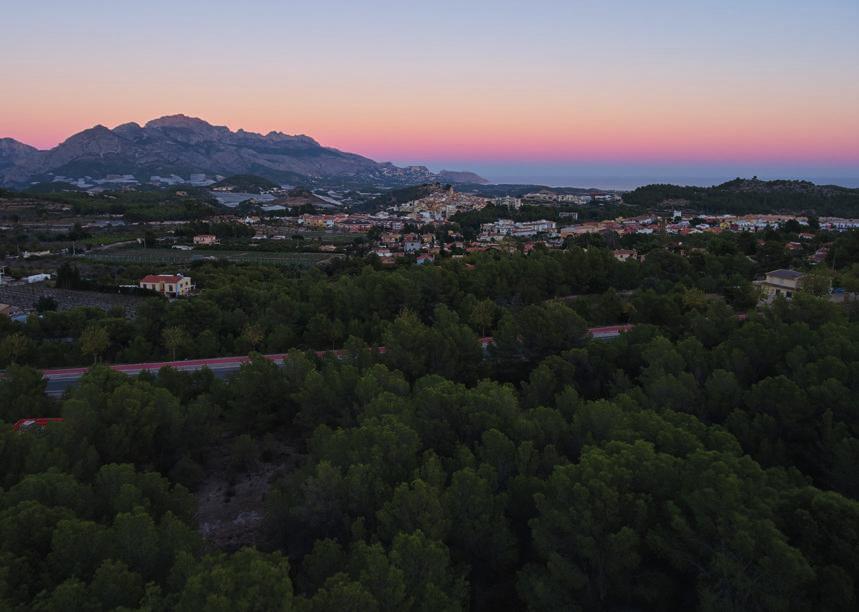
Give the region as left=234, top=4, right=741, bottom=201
left=477, top=175, right=859, bottom=191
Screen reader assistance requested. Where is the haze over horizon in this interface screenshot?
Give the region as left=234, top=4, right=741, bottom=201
left=2, top=0, right=857, bottom=187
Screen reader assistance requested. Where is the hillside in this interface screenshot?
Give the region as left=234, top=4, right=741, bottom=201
left=624, top=178, right=859, bottom=216
left=0, top=137, right=40, bottom=174
left=437, top=169, right=489, bottom=185
left=0, top=115, right=487, bottom=189
left=360, top=182, right=450, bottom=212
left=211, top=174, right=281, bottom=193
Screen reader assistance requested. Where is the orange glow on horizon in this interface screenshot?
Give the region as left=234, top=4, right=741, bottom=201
left=1, top=83, right=856, bottom=166
left=2, top=0, right=856, bottom=175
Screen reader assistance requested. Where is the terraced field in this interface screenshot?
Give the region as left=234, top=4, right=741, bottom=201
left=81, top=248, right=342, bottom=267
left=0, top=283, right=143, bottom=314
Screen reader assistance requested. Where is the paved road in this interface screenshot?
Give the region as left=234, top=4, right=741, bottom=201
left=42, top=354, right=294, bottom=397
left=40, top=324, right=635, bottom=397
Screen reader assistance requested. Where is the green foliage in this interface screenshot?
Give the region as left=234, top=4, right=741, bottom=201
left=0, top=365, right=53, bottom=422
left=230, top=434, right=260, bottom=472
left=162, top=326, right=192, bottom=361
left=79, top=325, right=109, bottom=364
left=211, top=174, right=281, bottom=193
left=1, top=238, right=859, bottom=610
left=28, top=188, right=220, bottom=221
left=173, top=548, right=293, bottom=611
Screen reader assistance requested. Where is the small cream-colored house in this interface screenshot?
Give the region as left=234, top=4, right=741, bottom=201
left=759, top=269, right=804, bottom=301
left=612, top=249, right=638, bottom=262
left=140, top=274, right=192, bottom=297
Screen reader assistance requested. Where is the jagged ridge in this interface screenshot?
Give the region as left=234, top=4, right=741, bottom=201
left=0, top=114, right=485, bottom=188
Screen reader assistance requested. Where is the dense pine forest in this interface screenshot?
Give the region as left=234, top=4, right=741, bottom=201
left=2, top=231, right=859, bottom=610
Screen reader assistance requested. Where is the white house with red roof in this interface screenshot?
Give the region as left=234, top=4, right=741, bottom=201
left=139, top=274, right=192, bottom=297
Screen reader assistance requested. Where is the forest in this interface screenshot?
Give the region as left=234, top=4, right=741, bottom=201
left=623, top=179, right=859, bottom=217
left=1, top=230, right=859, bottom=610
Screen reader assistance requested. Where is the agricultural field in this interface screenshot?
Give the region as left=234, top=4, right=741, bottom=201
left=292, top=229, right=366, bottom=244
left=80, top=247, right=342, bottom=267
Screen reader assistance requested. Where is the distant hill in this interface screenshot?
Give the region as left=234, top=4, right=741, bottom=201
left=624, top=178, right=859, bottom=217
left=0, top=115, right=487, bottom=189
left=0, top=138, right=40, bottom=174
left=459, top=184, right=621, bottom=198
left=437, top=170, right=489, bottom=185
left=277, top=187, right=329, bottom=208
left=212, top=174, right=280, bottom=193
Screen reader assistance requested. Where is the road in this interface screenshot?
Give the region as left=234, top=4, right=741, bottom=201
left=39, top=324, right=634, bottom=397
left=41, top=355, right=289, bottom=397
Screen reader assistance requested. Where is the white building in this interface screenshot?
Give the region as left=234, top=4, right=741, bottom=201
left=24, top=273, right=51, bottom=284
left=493, top=196, right=522, bottom=209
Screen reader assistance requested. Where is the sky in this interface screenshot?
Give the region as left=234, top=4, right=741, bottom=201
left=1, top=0, right=857, bottom=187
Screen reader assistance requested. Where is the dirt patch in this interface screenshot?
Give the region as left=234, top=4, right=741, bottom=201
left=0, top=283, right=144, bottom=315
left=196, top=440, right=300, bottom=551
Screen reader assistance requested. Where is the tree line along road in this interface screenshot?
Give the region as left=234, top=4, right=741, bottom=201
left=36, top=325, right=635, bottom=397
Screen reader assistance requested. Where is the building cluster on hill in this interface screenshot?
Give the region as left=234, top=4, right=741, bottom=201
left=394, top=187, right=488, bottom=222
left=557, top=212, right=858, bottom=238
left=492, top=195, right=523, bottom=209
left=222, top=195, right=859, bottom=267
left=240, top=186, right=625, bottom=242
left=371, top=232, right=439, bottom=264
left=559, top=215, right=658, bottom=237
left=522, top=190, right=620, bottom=205
left=297, top=213, right=406, bottom=232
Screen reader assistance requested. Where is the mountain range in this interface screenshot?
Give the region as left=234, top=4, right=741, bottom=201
left=0, top=115, right=487, bottom=188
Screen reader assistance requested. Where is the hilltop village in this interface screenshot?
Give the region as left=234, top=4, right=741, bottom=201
left=1, top=179, right=857, bottom=313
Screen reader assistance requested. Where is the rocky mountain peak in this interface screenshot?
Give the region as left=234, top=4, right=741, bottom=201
left=0, top=115, right=487, bottom=187
left=59, top=124, right=123, bottom=147
left=144, top=114, right=216, bottom=130
left=0, top=137, right=38, bottom=154
left=113, top=121, right=142, bottom=131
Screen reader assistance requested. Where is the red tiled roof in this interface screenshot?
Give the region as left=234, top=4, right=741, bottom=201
left=140, top=274, right=182, bottom=283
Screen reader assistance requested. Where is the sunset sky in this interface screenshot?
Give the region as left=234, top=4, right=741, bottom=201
left=2, top=0, right=857, bottom=186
